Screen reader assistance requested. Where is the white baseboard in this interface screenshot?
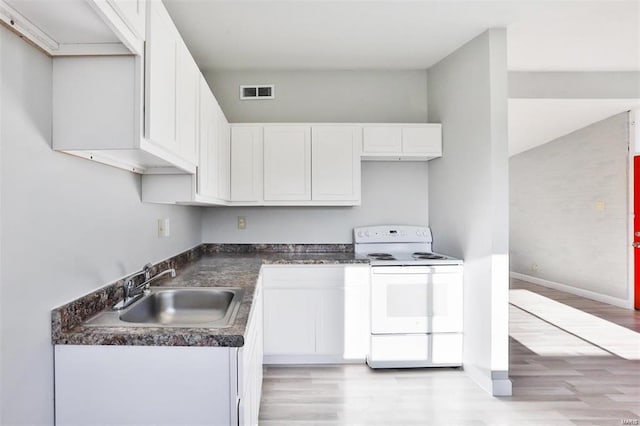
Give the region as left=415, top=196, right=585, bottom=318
left=264, top=354, right=365, bottom=365
left=510, top=272, right=633, bottom=309
left=464, top=364, right=512, bottom=397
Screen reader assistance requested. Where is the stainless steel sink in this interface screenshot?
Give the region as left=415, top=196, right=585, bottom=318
left=85, top=287, right=244, bottom=328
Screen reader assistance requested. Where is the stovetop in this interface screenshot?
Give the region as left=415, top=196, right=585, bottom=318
left=353, top=225, right=462, bottom=266
left=355, top=250, right=462, bottom=266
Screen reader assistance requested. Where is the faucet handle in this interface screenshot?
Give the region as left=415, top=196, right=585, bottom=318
left=143, top=263, right=153, bottom=279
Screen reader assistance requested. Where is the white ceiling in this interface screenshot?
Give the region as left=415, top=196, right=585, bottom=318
left=163, top=0, right=640, bottom=71
left=508, top=99, right=640, bottom=156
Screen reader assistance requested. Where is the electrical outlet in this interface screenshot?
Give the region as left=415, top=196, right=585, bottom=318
left=158, top=218, right=170, bottom=238
left=237, top=216, right=247, bottom=230
left=530, top=262, right=538, bottom=272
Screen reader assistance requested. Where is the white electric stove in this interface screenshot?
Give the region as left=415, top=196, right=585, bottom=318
left=354, top=225, right=464, bottom=369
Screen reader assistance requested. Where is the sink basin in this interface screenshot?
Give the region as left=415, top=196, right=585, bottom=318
left=85, top=287, right=244, bottom=328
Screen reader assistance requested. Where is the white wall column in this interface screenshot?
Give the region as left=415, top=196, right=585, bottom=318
left=427, top=28, right=511, bottom=396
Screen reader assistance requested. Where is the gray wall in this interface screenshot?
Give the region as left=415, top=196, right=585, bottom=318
left=509, top=71, right=640, bottom=99
left=427, top=29, right=510, bottom=395
left=201, top=69, right=431, bottom=243
left=202, top=162, right=429, bottom=243
left=204, top=70, right=428, bottom=123
left=0, top=26, right=203, bottom=425
left=510, top=112, right=629, bottom=301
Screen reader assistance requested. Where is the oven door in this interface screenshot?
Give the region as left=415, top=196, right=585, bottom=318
left=370, top=265, right=462, bottom=334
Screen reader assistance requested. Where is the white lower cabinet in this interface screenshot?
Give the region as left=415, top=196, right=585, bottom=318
left=55, top=280, right=263, bottom=426
left=238, top=275, right=264, bottom=426
left=262, top=265, right=369, bottom=364
left=263, top=288, right=317, bottom=355
left=55, top=345, right=238, bottom=426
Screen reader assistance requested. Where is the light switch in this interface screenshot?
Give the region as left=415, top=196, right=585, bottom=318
left=158, top=218, right=170, bottom=238
left=237, top=216, right=247, bottom=230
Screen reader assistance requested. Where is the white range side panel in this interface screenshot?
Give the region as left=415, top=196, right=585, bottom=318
left=54, top=345, right=234, bottom=426
left=263, top=125, right=311, bottom=201
left=311, top=125, right=361, bottom=202
left=231, top=126, right=263, bottom=202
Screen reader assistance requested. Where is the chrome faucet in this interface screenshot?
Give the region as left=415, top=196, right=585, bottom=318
left=114, top=264, right=176, bottom=310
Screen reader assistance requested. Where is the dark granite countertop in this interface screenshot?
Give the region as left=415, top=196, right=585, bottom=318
left=51, top=245, right=367, bottom=348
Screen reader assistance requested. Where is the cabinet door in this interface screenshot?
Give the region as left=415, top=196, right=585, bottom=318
left=311, top=126, right=361, bottom=201
left=176, top=41, right=199, bottom=164
left=110, top=0, right=146, bottom=40
left=362, top=126, right=402, bottom=153
left=263, top=288, right=316, bottom=355
left=216, top=103, right=231, bottom=200
left=197, top=77, right=218, bottom=198
left=402, top=126, right=441, bottom=154
left=316, top=287, right=345, bottom=355
left=145, top=2, right=179, bottom=154
left=263, top=126, right=311, bottom=201
left=231, top=127, right=263, bottom=202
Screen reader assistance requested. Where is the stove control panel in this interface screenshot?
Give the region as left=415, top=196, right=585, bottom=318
left=354, top=225, right=432, bottom=244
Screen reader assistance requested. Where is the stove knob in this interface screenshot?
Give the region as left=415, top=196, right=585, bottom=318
left=357, top=231, right=364, bottom=237
left=416, top=231, right=421, bottom=236
left=365, top=231, right=370, bottom=237
left=422, top=231, right=428, bottom=237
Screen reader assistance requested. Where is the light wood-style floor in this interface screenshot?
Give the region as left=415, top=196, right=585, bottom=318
left=259, top=279, right=640, bottom=425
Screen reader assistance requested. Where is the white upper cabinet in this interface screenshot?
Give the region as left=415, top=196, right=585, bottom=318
left=362, top=124, right=442, bottom=160
left=143, top=0, right=199, bottom=165
left=197, top=77, right=219, bottom=200
left=402, top=126, right=442, bottom=154
left=311, top=126, right=361, bottom=202
left=140, top=77, right=230, bottom=205
left=216, top=103, right=231, bottom=201
left=263, top=126, right=312, bottom=201
left=175, top=39, right=199, bottom=164
left=229, top=124, right=361, bottom=206
left=145, top=1, right=179, bottom=155
left=362, top=127, right=402, bottom=153
left=231, top=127, right=263, bottom=203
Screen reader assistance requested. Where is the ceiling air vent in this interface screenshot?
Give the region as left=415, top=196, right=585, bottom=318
left=240, top=85, right=274, bottom=100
